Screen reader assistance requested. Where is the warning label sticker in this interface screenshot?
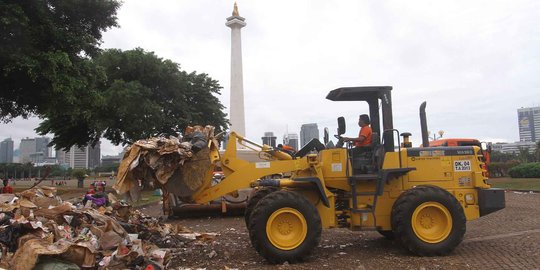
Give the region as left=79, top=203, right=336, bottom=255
left=331, top=163, right=343, bottom=172
left=454, top=160, right=471, bottom=171
left=255, top=162, right=270, bottom=169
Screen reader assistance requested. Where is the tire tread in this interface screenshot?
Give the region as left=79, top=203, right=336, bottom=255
left=391, top=186, right=466, bottom=256
left=248, top=190, right=321, bottom=264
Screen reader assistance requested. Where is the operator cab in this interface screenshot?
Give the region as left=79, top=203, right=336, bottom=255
left=326, top=86, right=399, bottom=175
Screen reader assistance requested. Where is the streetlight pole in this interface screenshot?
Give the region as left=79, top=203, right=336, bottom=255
left=429, top=130, right=445, bottom=141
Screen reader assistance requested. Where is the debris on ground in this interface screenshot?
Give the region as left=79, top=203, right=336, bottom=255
left=0, top=187, right=220, bottom=270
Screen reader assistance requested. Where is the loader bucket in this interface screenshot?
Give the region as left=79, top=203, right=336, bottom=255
left=164, top=147, right=213, bottom=198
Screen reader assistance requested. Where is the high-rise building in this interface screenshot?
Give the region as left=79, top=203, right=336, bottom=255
left=19, top=137, right=52, bottom=163
left=88, top=142, right=101, bottom=168
left=12, top=149, right=20, bottom=163
left=300, top=123, right=319, bottom=147
left=518, top=106, right=540, bottom=142
left=491, top=141, right=537, bottom=154
left=35, top=137, right=51, bottom=158
left=29, top=152, right=46, bottom=164
left=56, top=149, right=69, bottom=166
left=284, top=133, right=299, bottom=150
left=262, top=132, right=277, bottom=147
left=0, top=138, right=14, bottom=163
left=19, top=138, right=37, bottom=163
left=60, top=142, right=101, bottom=169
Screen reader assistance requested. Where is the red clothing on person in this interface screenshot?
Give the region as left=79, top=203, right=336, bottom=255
left=2, top=186, right=13, bottom=194
left=354, top=126, right=372, bottom=147
left=281, top=145, right=295, bottom=151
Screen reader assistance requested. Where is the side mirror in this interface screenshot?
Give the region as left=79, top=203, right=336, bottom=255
left=323, top=128, right=329, bottom=145
left=337, top=117, right=346, bottom=135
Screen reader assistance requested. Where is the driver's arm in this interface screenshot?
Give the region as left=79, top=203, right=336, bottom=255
left=343, top=135, right=366, bottom=143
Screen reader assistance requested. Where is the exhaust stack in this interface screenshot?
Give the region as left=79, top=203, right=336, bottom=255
left=420, top=101, right=429, bottom=147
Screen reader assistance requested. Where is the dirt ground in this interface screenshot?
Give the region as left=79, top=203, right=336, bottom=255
left=138, top=191, right=540, bottom=270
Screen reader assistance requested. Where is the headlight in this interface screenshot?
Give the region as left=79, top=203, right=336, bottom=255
left=465, top=193, right=475, bottom=205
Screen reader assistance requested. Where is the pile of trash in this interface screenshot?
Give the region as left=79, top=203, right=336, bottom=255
left=114, top=125, right=217, bottom=200
left=0, top=187, right=218, bottom=270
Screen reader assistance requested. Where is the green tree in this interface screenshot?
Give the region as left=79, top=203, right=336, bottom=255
left=38, top=48, right=228, bottom=148
left=536, top=141, right=540, bottom=162
left=2, top=2, right=228, bottom=150
left=490, top=151, right=517, bottom=163
left=0, top=0, right=120, bottom=122
left=71, top=168, right=87, bottom=188
left=517, top=147, right=536, bottom=163
left=94, top=163, right=119, bottom=174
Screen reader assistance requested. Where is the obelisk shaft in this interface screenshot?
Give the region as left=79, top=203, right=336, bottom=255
left=226, top=4, right=247, bottom=136
left=229, top=25, right=245, bottom=136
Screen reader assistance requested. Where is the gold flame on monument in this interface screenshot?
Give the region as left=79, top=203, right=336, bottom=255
left=233, top=2, right=239, bottom=16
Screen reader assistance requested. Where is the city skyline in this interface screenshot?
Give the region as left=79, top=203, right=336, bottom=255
left=0, top=134, right=108, bottom=169
left=1, top=105, right=538, bottom=161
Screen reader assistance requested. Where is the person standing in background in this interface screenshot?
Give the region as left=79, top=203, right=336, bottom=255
left=2, top=179, right=13, bottom=194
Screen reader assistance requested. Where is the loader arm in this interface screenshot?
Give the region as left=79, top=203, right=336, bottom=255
left=191, top=132, right=311, bottom=204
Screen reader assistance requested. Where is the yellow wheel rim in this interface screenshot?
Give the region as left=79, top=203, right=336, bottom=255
left=411, top=202, right=452, bottom=244
left=266, top=207, right=308, bottom=250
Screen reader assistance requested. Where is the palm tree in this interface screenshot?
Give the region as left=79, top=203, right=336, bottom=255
left=518, top=147, right=529, bottom=163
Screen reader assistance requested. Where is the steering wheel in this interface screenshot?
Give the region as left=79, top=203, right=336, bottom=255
left=335, top=135, right=345, bottom=148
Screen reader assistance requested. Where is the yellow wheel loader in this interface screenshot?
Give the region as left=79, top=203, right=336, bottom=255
left=174, top=86, right=505, bottom=263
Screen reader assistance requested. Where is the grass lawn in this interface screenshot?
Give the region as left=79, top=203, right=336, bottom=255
left=488, top=177, right=540, bottom=191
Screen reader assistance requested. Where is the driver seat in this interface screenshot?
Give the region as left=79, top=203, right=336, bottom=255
left=351, top=132, right=379, bottom=174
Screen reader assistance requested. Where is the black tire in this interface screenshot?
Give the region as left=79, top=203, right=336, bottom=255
left=244, top=187, right=278, bottom=227
left=248, top=190, right=322, bottom=264
left=377, top=229, right=395, bottom=240
left=391, top=186, right=466, bottom=256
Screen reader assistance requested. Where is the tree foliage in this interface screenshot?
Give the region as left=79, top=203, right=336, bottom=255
left=0, top=0, right=120, bottom=121
left=0, top=163, right=67, bottom=178
left=514, top=147, right=538, bottom=163
left=1, top=2, right=228, bottom=150
left=37, top=48, right=228, bottom=148
left=536, top=141, right=540, bottom=162
left=93, top=163, right=119, bottom=173
left=487, top=161, right=520, bottom=177
left=490, top=151, right=518, bottom=163
left=71, top=168, right=87, bottom=180
left=94, top=48, right=228, bottom=144
left=508, top=162, right=540, bottom=178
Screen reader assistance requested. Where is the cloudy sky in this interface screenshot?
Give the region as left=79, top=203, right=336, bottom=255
left=2, top=0, right=539, bottom=155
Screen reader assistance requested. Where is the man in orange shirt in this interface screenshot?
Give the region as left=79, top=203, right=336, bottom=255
left=277, top=144, right=296, bottom=155
left=343, top=114, right=372, bottom=147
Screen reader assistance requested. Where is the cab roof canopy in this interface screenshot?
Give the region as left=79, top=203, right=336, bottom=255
left=326, top=86, right=392, bottom=101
